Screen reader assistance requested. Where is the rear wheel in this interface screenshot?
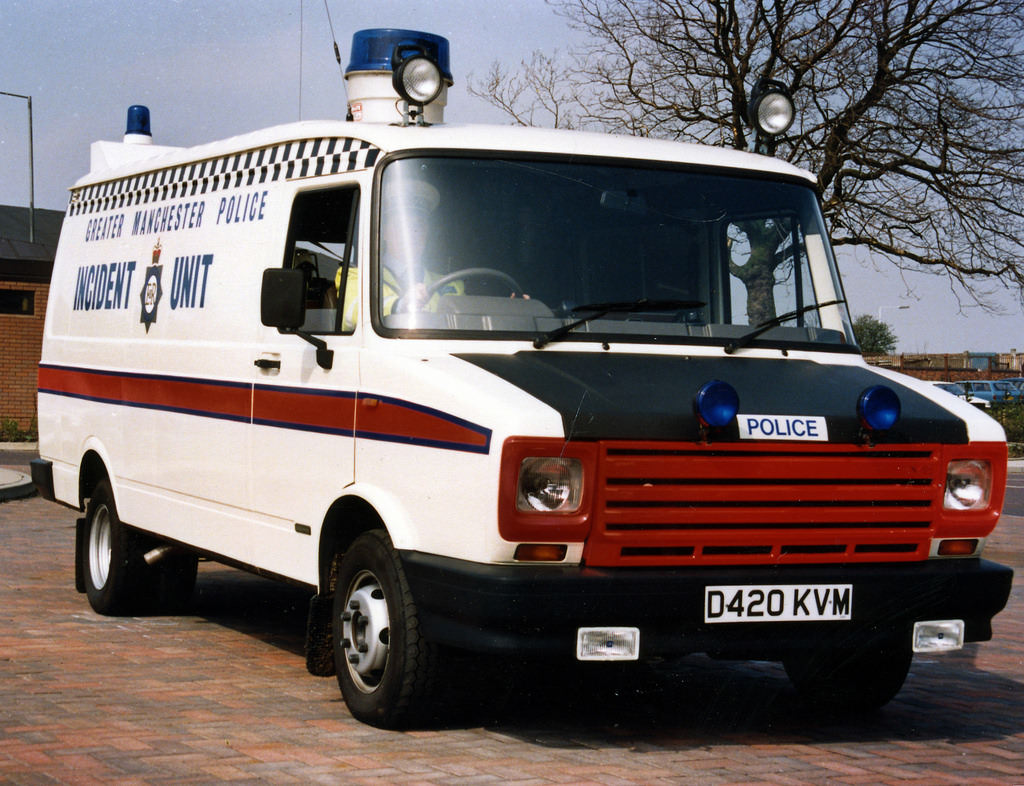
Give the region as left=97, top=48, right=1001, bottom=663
left=333, top=530, right=441, bottom=728
left=81, top=479, right=148, bottom=615
left=783, top=636, right=912, bottom=711
left=80, top=479, right=197, bottom=614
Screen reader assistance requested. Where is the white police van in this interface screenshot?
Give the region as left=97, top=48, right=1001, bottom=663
left=34, top=29, right=1013, bottom=728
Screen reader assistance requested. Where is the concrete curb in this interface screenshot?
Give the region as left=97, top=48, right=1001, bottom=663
left=0, top=442, right=38, bottom=451
left=0, top=467, right=35, bottom=501
left=0, top=443, right=38, bottom=500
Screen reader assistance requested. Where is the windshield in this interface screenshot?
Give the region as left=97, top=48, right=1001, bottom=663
left=376, top=156, right=856, bottom=350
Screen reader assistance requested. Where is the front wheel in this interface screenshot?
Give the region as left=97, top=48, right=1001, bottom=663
left=333, top=530, right=441, bottom=728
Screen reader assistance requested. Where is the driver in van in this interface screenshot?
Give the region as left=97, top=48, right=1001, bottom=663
left=335, top=178, right=463, bottom=330
left=293, top=248, right=338, bottom=309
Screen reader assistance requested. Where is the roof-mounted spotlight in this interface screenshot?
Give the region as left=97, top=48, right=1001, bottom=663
left=345, top=29, right=452, bottom=124
left=748, top=78, right=795, bottom=155
left=392, top=44, right=443, bottom=123
left=858, top=385, right=901, bottom=432
left=748, top=78, right=794, bottom=136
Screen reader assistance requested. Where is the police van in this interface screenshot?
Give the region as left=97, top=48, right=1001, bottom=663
left=33, top=29, right=1013, bottom=728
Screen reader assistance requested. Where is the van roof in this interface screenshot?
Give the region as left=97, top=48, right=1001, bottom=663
left=75, top=120, right=817, bottom=193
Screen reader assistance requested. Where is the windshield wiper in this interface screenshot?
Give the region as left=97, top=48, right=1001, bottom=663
left=723, top=299, right=846, bottom=354
left=533, top=298, right=706, bottom=349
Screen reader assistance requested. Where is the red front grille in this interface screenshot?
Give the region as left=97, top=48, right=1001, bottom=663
left=582, top=442, right=945, bottom=567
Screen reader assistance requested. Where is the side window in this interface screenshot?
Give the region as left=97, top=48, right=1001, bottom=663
left=283, top=186, right=359, bottom=333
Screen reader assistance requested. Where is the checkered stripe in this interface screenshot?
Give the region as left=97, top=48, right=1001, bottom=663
left=68, top=137, right=381, bottom=216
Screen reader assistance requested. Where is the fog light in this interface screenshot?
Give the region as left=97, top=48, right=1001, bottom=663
left=913, top=620, right=964, bottom=653
left=576, top=627, right=640, bottom=661
left=513, top=544, right=568, bottom=562
left=936, top=538, right=979, bottom=557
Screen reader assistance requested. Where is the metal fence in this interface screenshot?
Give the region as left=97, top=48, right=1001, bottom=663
left=864, top=353, right=1023, bottom=380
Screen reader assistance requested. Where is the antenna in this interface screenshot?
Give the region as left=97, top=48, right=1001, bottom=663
left=323, top=0, right=346, bottom=83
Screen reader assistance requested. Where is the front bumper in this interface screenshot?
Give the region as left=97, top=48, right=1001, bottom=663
left=400, top=552, right=1013, bottom=659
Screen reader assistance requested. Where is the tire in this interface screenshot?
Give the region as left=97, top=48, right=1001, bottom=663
left=783, top=636, right=912, bottom=712
left=80, top=479, right=149, bottom=615
left=333, top=530, right=441, bottom=728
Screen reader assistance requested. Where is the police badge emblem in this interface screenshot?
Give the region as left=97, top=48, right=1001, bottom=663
left=140, top=240, right=164, bottom=333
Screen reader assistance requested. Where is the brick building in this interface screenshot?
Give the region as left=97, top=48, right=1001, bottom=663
left=0, top=205, right=64, bottom=434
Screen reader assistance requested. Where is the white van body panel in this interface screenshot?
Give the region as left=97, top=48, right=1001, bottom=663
left=41, top=128, right=377, bottom=583
left=352, top=344, right=564, bottom=560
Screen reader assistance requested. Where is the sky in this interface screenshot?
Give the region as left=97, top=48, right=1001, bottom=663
left=3, top=0, right=1023, bottom=354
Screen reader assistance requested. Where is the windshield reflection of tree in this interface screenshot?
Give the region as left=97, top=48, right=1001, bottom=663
left=729, top=217, right=815, bottom=328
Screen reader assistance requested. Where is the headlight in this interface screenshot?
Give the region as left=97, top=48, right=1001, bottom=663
left=516, top=457, right=583, bottom=512
left=944, top=459, right=992, bottom=510
left=499, top=438, right=595, bottom=543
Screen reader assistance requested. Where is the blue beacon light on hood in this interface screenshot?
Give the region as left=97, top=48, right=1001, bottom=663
left=858, top=385, right=901, bottom=431
left=694, top=380, right=740, bottom=428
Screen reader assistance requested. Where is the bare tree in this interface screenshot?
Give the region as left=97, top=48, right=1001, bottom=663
left=469, top=0, right=1024, bottom=315
left=470, top=51, right=588, bottom=130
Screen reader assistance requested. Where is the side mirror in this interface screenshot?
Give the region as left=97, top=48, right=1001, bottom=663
left=260, top=267, right=334, bottom=370
left=261, top=268, right=306, bottom=329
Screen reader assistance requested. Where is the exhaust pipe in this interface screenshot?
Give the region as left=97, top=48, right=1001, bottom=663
left=143, top=545, right=178, bottom=565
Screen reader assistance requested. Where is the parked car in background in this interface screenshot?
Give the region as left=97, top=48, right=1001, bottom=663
left=999, top=377, right=1024, bottom=399
left=991, top=380, right=1024, bottom=403
left=930, top=381, right=990, bottom=409
left=960, top=380, right=1018, bottom=405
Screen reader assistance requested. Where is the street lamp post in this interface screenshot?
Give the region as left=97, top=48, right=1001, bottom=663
left=878, top=304, right=909, bottom=322
left=1, top=90, right=35, bottom=243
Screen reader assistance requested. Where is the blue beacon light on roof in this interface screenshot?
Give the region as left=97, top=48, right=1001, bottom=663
left=346, top=29, right=452, bottom=82
left=125, top=105, right=151, bottom=137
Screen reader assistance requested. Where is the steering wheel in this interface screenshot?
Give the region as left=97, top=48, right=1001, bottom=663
left=394, top=267, right=525, bottom=312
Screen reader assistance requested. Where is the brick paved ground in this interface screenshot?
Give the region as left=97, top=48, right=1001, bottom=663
left=1, top=456, right=1022, bottom=784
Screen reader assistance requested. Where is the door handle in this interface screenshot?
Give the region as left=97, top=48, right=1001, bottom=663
left=254, top=358, right=281, bottom=370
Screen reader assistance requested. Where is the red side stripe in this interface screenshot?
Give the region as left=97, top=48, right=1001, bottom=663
left=253, top=387, right=356, bottom=433
left=356, top=397, right=490, bottom=450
